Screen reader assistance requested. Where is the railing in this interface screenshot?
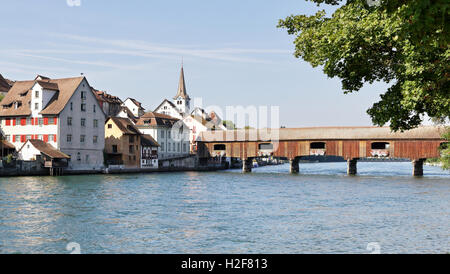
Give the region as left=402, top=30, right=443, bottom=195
left=310, top=149, right=326, bottom=156
left=370, top=149, right=390, bottom=158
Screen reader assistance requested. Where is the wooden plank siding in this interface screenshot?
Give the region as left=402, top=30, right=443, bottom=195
left=198, top=139, right=443, bottom=160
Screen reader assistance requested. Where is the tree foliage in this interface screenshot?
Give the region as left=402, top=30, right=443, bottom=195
left=0, top=93, right=4, bottom=102
left=278, top=0, right=449, bottom=131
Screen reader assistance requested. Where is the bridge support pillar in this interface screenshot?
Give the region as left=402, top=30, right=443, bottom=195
left=347, top=159, right=358, bottom=175
left=412, top=159, right=424, bottom=177
left=242, top=158, right=253, bottom=173
left=290, top=158, right=300, bottom=174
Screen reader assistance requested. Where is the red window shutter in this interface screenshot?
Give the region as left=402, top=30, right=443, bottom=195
left=43, top=135, right=48, bottom=143
left=12, top=135, right=15, bottom=142
left=12, top=119, right=16, bottom=126
left=54, top=117, right=58, bottom=125
left=44, top=118, right=48, bottom=125
left=21, top=118, right=26, bottom=126
left=35, top=118, right=38, bottom=125
left=31, top=118, right=34, bottom=125
left=5, top=118, right=10, bottom=126
left=21, top=135, right=25, bottom=143
left=34, top=135, right=38, bottom=140
left=54, top=135, right=57, bottom=142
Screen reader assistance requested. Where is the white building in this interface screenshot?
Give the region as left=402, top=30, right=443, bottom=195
left=154, top=65, right=191, bottom=119
left=136, top=112, right=190, bottom=160
left=122, top=98, right=145, bottom=118
left=0, top=76, right=105, bottom=170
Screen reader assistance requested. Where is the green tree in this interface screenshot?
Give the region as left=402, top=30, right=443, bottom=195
left=0, top=93, right=4, bottom=102
left=222, top=120, right=237, bottom=130
left=278, top=0, right=449, bottom=131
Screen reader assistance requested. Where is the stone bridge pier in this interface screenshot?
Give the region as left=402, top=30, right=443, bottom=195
left=412, top=159, right=425, bottom=177
left=290, top=157, right=300, bottom=174
left=347, top=158, right=359, bottom=175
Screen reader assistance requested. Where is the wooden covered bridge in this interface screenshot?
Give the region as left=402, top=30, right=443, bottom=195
left=196, top=126, right=447, bottom=176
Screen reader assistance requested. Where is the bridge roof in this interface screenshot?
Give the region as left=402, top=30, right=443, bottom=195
left=198, top=126, right=446, bottom=142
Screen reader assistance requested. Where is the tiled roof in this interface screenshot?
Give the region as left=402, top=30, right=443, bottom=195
left=0, top=76, right=85, bottom=117
left=93, top=88, right=122, bottom=104
left=21, top=139, right=70, bottom=159
left=126, top=97, right=144, bottom=110
left=141, top=134, right=160, bottom=147
left=108, top=117, right=141, bottom=135
left=136, top=111, right=180, bottom=127
left=0, top=139, right=15, bottom=150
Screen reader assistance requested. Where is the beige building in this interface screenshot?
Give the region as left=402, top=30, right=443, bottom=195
left=104, top=117, right=143, bottom=168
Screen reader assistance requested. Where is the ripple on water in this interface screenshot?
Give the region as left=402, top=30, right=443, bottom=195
left=0, top=162, right=449, bottom=254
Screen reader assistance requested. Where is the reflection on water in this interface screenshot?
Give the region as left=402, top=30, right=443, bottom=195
left=0, top=162, right=449, bottom=254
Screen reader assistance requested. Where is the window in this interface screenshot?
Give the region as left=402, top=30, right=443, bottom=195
left=26, top=135, right=31, bottom=140
left=93, top=136, right=98, bottom=144
left=259, top=143, right=274, bottom=150
left=108, top=124, right=112, bottom=129
left=38, top=118, right=44, bottom=125
left=49, top=117, right=55, bottom=125
left=93, top=119, right=98, bottom=128
left=161, top=130, right=165, bottom=138
left=67, top=135, right=72, bottom=143
left=35, top=103, right=39, bottom=110
left=80, top=135, right=85, bottom=143
left=77, top=152, right=81, bottom=161
left=129, top=136, right=134, bottom=143
left=310, top=142, right=326, bottom=149
left=49, top=135, right=55, bottom=142
left=67, top=117, right=72, bottom=126
left=5, top=135, right=10, bottom=142
left=16, top=118, right=20, bottom=125
left=93, top=105, right=96, bottom=113
left=177, top=143, right=180, bottom=152
left=81, top=91, right=86, bottom=99
left=112, top=145, right=118, bottom=153
left=35, top=90, right=39, bottom=98
left=129, top=145, right=134, bottom=153
left=38, top=135, right=43, bottom=140
left=371, top=142, right=390, bottom=150
left=81, top=118, right=86, bottom=127
left=86, top=155, right=89, bottom=162
left=183, top=143, right=187, bottom=152
left=81, top=104, right=86, bottom=112
left=161, top=142, right=165, bottom=151
left=214, top=144, right=226, bottom=151
left=70, top=102, right=73, bottom=111
left=26, top=118, right=32, bottom=125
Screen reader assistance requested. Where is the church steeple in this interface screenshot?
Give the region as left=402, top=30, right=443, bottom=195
left=172, top=62, right=191, bottom=115
left=174, top=63, right=190, bottom=100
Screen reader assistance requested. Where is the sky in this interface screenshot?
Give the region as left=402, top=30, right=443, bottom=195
left=0, top=0, right=392, bottom=128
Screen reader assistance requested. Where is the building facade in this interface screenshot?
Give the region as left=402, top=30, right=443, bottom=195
left=122, top=98, right=145, bottom=118
left=104, top=117, right=142, bottom=168
left=0, top=76, right=105, bottom=170
left=136, top=112, right=190, bottom=160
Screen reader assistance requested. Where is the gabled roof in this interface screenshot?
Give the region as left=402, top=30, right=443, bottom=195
left=118, top=106, right=138, bottom=122
left=35, top=75, right=50, bottom=80
left=136, top=111, right=180, bottom=127
left=125, top=97, right=145, bottom=110
left=154, top=99, right=181, bottom=114
left=107, top=117, right=141, bottom=135
left=0, top=76, right=86, bottom=117
left=141, top=134, right=160, bottom=147
left=0, top=139, right=15, bottom=150
left=173, top=65, right=190, bottom=100
left=20, top=139, right=70, bottom=159
left=93, top=88, right=122, bottom=104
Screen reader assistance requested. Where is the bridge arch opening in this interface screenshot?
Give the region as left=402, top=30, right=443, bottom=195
left=371, top=142, right=390, bottom=149
left=259, top=143, right=274, bottom=151
left=310, top=142, right=326, bottom=149
left=213, top=144, right=226, bottom=151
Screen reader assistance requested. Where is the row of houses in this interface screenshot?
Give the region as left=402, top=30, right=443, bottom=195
left=0, top=66, right=227, bottom=173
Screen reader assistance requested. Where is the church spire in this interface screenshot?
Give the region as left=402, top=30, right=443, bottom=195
left=174, top=62, right=189, bottom=100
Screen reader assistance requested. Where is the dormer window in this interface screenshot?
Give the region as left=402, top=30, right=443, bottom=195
left=35, top=90, right=39, bottom=98
left=81, top=91, right=86, bottom=100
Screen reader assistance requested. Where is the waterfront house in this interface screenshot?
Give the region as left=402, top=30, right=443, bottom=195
left=0, top=75, right=105, bottom=170
left=140, top=134, right=159, bottom=169
left=154, top=65, right=191, bottom=120
left=122, top=98, right=145, bottom=118
left=104, top=117, right=143, bottom=168
left=93, top=89, right=123, bottom=117
left=136, top=112, right=190, bottom=160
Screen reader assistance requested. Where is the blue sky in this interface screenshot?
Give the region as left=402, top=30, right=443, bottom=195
left=0, top=0, right=389, bottom=127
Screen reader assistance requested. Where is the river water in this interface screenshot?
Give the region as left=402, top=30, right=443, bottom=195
left=0, top=162, right=449, bottom=254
